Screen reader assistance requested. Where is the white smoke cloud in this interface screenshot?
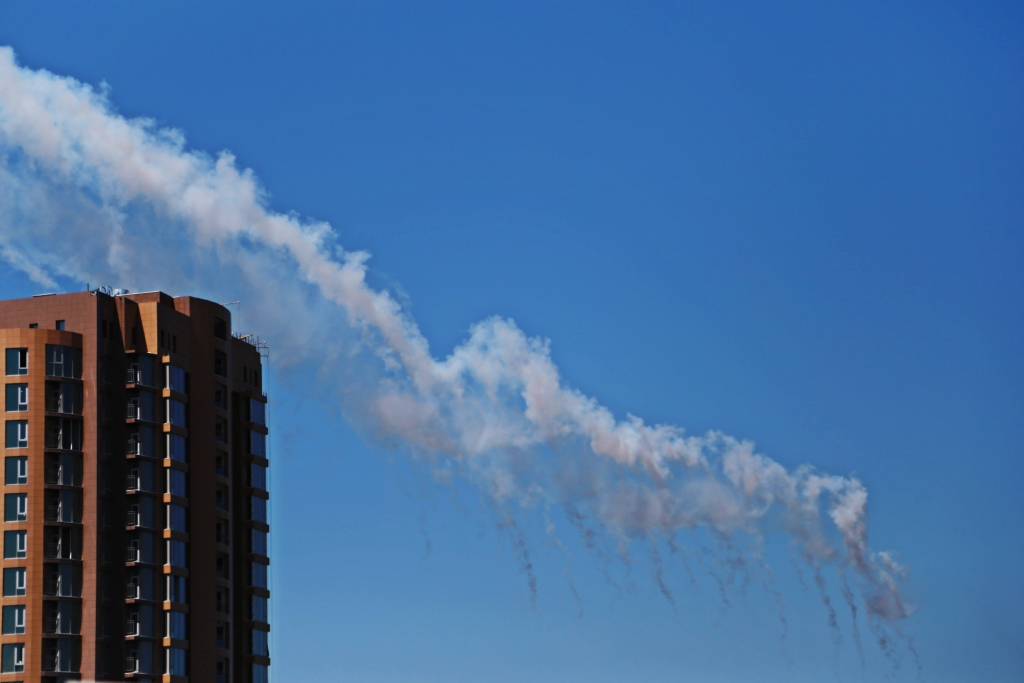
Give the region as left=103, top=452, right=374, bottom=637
left=0, top=46, right=912, bottom=637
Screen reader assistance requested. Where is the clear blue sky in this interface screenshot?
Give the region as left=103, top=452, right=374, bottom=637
left=1, top=2, right=1022, bottom=681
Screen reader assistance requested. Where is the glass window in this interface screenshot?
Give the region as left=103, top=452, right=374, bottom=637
left=250, top=596, right=268, bottom=623
left=167, top=399, right=186, bottom=427
left=1, top=605, right=25, bottom=634
left=167, top=469, right=187, bottom=498
left=252, top=663, right=269, bottom=683
left=249, top=496, right=267, bottom=523
left=3, top=531, right=26, bottom=559
left=0, top=643, right=24, bottom=673
left=249, top=464, right=267, bottom=491
left=5, top=421, right=27, bottom=448
left=3, top=568, right=25, bottom=597
left=5, top=349, right=27, bottom=376
left=167, top=434, right=186, bottom=462
left=250, top=398, right=266, bottom=426
left=249, top=562, right=268, bottom=588
left=250, top=626, right=270, bottom=655
left=46, top=344, right=77, bottom=378
left=166, top=575, right=187, bottom=603
left=250, top=529, right=267, bottom=556
left=5, top=384, right=27, bottom=412
left=165, top=646, right=187, bottom=675
left=166, top=365, right=186, bottom=393
left=166, top=505, right=187, bottom=532
left=5, top=457, right=27, bottom=485
left=166, top=611, right=187, bottom=640
left=4, top=494, right=26, bottom=522
left=167, top=540, right=187, bottom=568
left=249, top=431, right=266, bottom=458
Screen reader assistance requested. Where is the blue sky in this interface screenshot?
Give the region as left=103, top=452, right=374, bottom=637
left=0, top=2, right=1022, bottom=681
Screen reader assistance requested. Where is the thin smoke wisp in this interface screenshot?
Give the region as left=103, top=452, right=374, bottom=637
left=0, top=46, right=913, bottom=655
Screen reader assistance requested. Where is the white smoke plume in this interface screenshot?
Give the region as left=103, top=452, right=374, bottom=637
left=0, top=46, right=912, bottom=642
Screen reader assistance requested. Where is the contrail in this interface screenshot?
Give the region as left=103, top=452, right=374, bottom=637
left=0, top=45, right=912, bottom=648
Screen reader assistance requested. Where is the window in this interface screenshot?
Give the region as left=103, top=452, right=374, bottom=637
left=166, top=611, right=186, bottom=640
left=252, top=663, right=269, bottom=683
left=1, top=643, right=24, bottom=673
left=5, top=384, right=27, bottom=412
left=214, top=317, right=227, bottom=340
left=166, top=540, right=186, bottom=568
left=250, top=398, right=266, bottom=426
left=166, top=365, right=186, bottom=393
left=45, top=344, right=80, bottom=379
left=249, top=496, right=267, bottom=523
left=249, top=464, right=267, bottom=491
left=55, top=320, right=65, bottom=331
left=5, top=457, right=27, bottom=485
left=28, top=323, right=37, bottom=329
left=250, top=530, right=267, bottom=556
left=166, top=575, right=187, bottom=603
left=249, top=628, right=269, bottom=656
left=166, top=646, right=187, bottom=676
left=3, top=568, right=25, bottom=596
left=45, top=417, right=81, bottom=450
left=249, top=562, right=268, bottom=589
left=167, top=469, right=187, bottom=498
left=215, top=452, right=226, bottom=476
left=250, top=596, right=268, bottom=623
left=167, top=434, right=186, bottom=462
left=216, top=554, right=229, bottom=579
left=216, top=520, right=229, bottom=545
left=249, top=431, right=266, bottom=458
left=166, top=505, right=186, bottom=532
left=214, top=386, right=226, bottom=409
left=5, top=420, right=27, bottom=448
left=215, top=418, right=226, bottom=443
left=167, top=399, right=186, bottom=427
left=216, top=588, right=230, bottom=614
left=4, top=494, right=26, bottom=522
left=2, top=605, right=25, bottom=634
left=5, top=349, right=27, bottom=376
left=216, top=623, right=230, bottom=649
left=214, top=350, right=227, bottom=377
left=4, top=531, right=26, bottom=559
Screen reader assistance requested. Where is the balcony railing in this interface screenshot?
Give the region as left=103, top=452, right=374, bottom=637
left=126, top=474, right=139, bottom=491
left=126, top=546, right=139, bottom=563
left=127, top=403, right=140, bottom=420
left=45, top=396, right=61, bottom=412
left=44, top=505, right=62, bottom=523
left=44, top=578, right=59, bottom=596
left=126, top=438, right=140, bottom=455
left=125, top=618, right=139, bottom=636
left=126, top=582, right=139, bottom=599
left=126, top=368, right=140, bottom=384
left=125, top=656, right=138, bottom=674
left=44, top=542, right=61, bottom=559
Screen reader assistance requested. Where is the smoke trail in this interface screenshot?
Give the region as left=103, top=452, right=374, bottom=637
left=0, top=45, right=912, bottom=640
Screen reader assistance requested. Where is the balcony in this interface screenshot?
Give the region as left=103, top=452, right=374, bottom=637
left=126, top=582, right=139, bottom=600
left=126, top=368, right=140, bottom=385
left=126, top=546, right=139, bottom=563
left=125, top=656, right=138, bottom=674
left=126, top=438, right=140, bottom=456
left=44, top=505, right=62, bottom=523
left=125, top=617, right=139, bottom=636
left=126, top=474, right=140, bottom=491
left=45, top=395, right=61, bottom=412
left=126, top=510, right=139, bottom=527
left=44, top=542, right=62, bottom=559
left=127, top=403, right=140, bottom=420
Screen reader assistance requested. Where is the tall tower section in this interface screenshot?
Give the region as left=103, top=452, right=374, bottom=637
left=0, top=290, right=270, bottom=683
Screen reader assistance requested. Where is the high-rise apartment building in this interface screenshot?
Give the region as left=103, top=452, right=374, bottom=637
left=0, top=290, right=270, bottom=683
